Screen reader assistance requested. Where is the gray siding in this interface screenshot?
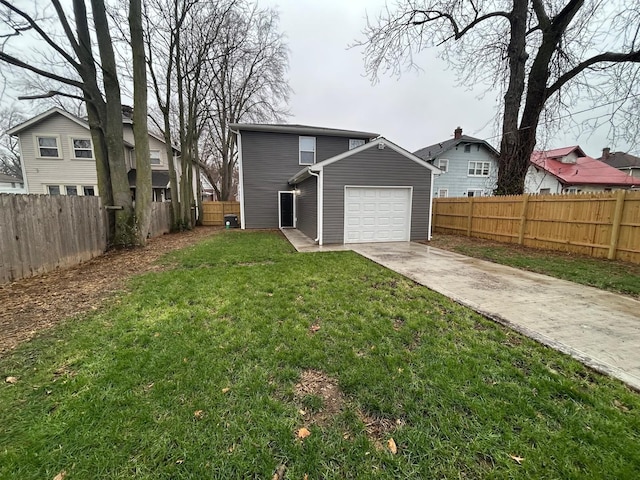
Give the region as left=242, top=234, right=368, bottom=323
left=432, top=144, right=498, bottom=197
left=322, top=148, right=432, bottom=244
left=295, top=175, right=317, bottom=240
left=241, top=131, right=368, bottom=228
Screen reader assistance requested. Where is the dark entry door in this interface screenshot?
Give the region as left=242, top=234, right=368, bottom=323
left=279, top=191, right=295, bottom=228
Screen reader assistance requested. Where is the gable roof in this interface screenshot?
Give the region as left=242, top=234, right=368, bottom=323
left=6, top=107, right=89, bottom=135
left=598, top=150, right=640, bottom=169
left=229, top=123, right=379, bottom=139
left=530, top=147, right=638, bottom=187
left=413, top=134, right=499, bottom=161
left=288, top=137, right=441, bottom=184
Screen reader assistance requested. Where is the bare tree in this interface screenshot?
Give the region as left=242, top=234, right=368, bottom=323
left=0, top=106, right=24, bottom=178
left=199, top=1, right=290, bottom=201
left=0, top=0, right=141, bottom=246
left=358, top=0, right=640, bottom=194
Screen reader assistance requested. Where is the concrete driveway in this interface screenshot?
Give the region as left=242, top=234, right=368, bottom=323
left=349, top=242, right=640, bottom=391
left=281, top=229, right=640, bottom=390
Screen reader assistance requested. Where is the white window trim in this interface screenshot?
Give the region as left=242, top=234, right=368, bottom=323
left=82, top=185, right=97, bottom=196
left=349, top=138, right=365, bottom=150
left=150, top=149, right=162, bottom=165
left=467, top=189, right=484, bottom=197
left=69, top=136, right=95, bottom=160
left=468, top=161, right=491, bottom=177
left=34, top=134, right=62, bottom=160
left=65, top=185, right=79, bottom=196
left=299, top=136, right=316, bottom=165
left=437, top=158, right=449, bottom=173
left=438, top=188, right=448, bottom=198
left=46, top=184, right=61, bottom=195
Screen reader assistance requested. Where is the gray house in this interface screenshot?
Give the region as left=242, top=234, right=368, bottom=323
left=414, top=127, right=499, bottom=198
left=230, top=123, right=440, bottom=245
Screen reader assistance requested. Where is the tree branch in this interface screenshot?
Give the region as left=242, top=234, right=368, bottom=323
left=18, top=90, right=86, bottom=101
left=0, top=52, right=83, bottom=89
left=547, top=50, right=640, bottom=98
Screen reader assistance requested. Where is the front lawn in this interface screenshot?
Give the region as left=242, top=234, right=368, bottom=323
left=1, top=231, right=638, bottom=479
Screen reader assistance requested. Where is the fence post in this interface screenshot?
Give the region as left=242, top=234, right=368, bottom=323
left=466, top=197, right=474, bottom=237
left=608, top=190, right=626, bottom=260
left=518, top=194, right=530, bottom=245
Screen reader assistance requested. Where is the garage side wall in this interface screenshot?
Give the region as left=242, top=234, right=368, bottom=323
left=295, top=176, right=317, bottom=240
left=241, top=131, right=367, bottom=228
left=322, top=149, right=432, bottom=244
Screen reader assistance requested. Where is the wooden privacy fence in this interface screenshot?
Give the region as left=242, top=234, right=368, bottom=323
left=432, top=191, right=640, bottom=264
left=201, top=201, right=241, bottom=226
left=0, top=194, right=174, bottom=283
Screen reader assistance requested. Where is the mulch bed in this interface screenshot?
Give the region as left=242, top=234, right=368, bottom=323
left=0, top=227, right=222, bottom=357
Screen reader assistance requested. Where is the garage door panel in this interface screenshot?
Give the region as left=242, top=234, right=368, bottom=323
left=344, top=187, right=411, bottom=244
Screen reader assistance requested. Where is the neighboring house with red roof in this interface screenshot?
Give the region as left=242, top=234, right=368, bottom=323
left=598, top=148, right=640, bottom=179
left=524, top=146, right=638, bottom=194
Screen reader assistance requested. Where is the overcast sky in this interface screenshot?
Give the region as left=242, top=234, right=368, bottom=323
left=260, top=0, right=630, bottom=158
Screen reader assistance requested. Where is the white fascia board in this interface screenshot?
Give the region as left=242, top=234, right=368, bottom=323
left=7, top=107, right=89, bottom=136
left=312, top=137, right=443, bottom=174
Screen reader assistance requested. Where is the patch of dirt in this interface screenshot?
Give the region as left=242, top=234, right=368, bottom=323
left=0, top=227, right=222, bottom=357
left=293, top=369, right=403, bottom=443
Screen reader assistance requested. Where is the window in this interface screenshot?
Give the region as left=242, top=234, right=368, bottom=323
left=539, top=188, right=551, bottom=195
left=349, top=138, right=365, bottom=150
left=37, top=136, right=60, bottom=158
left=299, top=136, right=316, bottom=165
left=468, top=161, right=490, bottom=176
left=467, top=189, right=484, bottom=197
left=47, top=185, right=60, bottom=195
left=437, top=158, right=449, bottom=173
left=83, top=186, right=95, bottom=196
left=438, top=188, right=448, bottom=198
left=71, top=138, right=93, bottom=159
left=11, top=182, right=15, bottom=188
left=65, top=185, right=78, bottom=196
left=464, top=144, right=471, bottom=153
left=150, top=150, right=161, bottom=165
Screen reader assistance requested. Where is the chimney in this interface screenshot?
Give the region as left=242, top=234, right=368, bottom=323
left=602, top=147, right=610, bottom=160
left=454, top=126, right=462, bottom=140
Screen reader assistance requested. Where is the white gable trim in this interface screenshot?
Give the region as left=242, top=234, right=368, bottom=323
left=7, top=107, right=89, bottom=136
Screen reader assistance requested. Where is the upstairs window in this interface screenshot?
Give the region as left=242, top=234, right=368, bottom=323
left=468, top=161, right=490, bottom=176
left=150, top=150, right=161, bottom=165
left=464, top=144, right=471, bottom=153
left=37, top=136, right=60, bottom=158
left=299, top=136, right=316, bottom=165
left=349, top=138, right=365, bottom=150
left=437, top=158, right=449, bottom=173
left=72, top=138, right=93, bottom=159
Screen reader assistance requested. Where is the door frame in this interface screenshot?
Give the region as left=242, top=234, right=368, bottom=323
left=278, top=190, right=296, bottom=229
left=343, top=185, right=412, bottom=244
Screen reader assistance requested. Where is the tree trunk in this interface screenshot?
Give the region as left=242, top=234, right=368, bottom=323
left=129, top=0, right=152, bottom=244
left=91, top=0, right=136, bottom=246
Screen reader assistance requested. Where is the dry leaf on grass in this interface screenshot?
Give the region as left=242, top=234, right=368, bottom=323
left=194, top=410, right=205, bottom=419
left=509, top=454, right=524, bottom=465
left=272, top=464, right=286, bottom=480
left=5, top=376, right=18, bottom=384
left=297, top=427, right=311, bottom=439
left=387, top=438, right=398, bottom=454
left=222, top=387, right=230, bottom=394
left=176, top=459, right=184, bottom=464
left=309, top=324, right=320, bottom=333
left=53, top=471, right=67, bottom=480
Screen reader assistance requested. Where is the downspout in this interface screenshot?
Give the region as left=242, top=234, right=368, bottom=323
left=231, top=128, right=246, bottom=229
left=308, top=169, right=321, bottom=244
left=428, top=170, right=434, bottom=241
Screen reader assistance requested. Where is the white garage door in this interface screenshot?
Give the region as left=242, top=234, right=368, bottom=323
left=344, top=187, right=412, bottom=243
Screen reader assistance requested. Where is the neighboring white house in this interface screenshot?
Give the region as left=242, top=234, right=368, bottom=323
left=413, top=127, right=500, bottom=198
left=0, top=173, right=26, bottom=194
left=525, top=146, right=638, bottom=194
left=6, top=107, right=195, bottom=202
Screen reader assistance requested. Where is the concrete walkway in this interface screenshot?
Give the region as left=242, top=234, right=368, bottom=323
left=281, top=229, right=640, bottom=391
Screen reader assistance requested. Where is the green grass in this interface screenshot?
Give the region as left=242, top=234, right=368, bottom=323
left=431, top=235, right=640, bottom=298
left=1, top=231, right=639, bottom=479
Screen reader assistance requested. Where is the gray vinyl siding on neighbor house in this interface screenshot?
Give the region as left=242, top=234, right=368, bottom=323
left=322, top=148, right=432, bottom=244
left=241, top=130, right=368, bottom=228
left=295, top=175, right=317, bottom=240
left=432, top=144, right=497, bottom=197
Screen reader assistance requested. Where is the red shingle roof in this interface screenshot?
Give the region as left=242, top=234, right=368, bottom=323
left=530, top=147, right=638, bottom=187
